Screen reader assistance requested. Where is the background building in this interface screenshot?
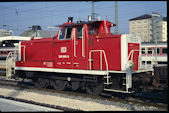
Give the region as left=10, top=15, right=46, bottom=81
left=0, top=29, right=13, bottom=37
left=129, top=14, right=152, bottom=42
left=162, top=17, right=167, bottom=41
left=129, top=13, right=167, bottom=42
left=0, top=25, right=58, bottom=48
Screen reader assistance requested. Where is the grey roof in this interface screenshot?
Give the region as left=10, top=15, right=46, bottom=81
left=129, top=14, right=152, bottom=21
left=20, top=26, right=57, bottom=38
left=38, top=30, right=57, bottom=38
left=20, top=29, right=34, bottom=37
left=130, top=14, right=167, bottom=21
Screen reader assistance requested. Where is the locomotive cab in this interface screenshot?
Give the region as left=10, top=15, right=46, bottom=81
left=52, top=19, right=119, bottom=70
left=53, top=19, right=140, bottom=71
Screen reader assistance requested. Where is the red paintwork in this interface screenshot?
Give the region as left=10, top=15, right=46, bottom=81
left=16, top=20, right=140, bottom=72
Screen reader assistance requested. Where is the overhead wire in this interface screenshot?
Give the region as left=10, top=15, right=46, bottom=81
left=1, top=3, right=91, bottom=24
left=0, top=1, right=91, bottom=34
left=0, top=2, right=87, bottom=16
left=1, top=2, right=166, bottom=22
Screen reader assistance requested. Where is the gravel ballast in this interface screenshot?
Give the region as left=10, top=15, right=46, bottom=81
left=0, top=86, right=166, bottom=111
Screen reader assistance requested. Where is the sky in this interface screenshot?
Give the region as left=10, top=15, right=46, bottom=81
left=0, top=1, right=167, bottom=36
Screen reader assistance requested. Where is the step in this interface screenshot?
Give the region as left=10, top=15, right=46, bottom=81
left=104, top=88, right=134, bottom=93
left=104, top=82, right=112, bottom=85
left=104, top=76, right=111, bottom=78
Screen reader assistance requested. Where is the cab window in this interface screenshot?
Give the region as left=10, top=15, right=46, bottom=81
left=59, top=27, right=66, bottom=39
left=66, top=27, right=72, bottom=39
left=77, top=26, right=83, bottom=39
left=59, top=27, right=72, bottom=40
left=88, top=23, right=100, bottom=35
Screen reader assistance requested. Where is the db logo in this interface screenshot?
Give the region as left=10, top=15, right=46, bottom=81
left=61, top=47, right=67, bottom=53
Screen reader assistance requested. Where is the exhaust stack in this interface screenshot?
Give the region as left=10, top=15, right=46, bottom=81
left=68, top=17, right=73, bottom=22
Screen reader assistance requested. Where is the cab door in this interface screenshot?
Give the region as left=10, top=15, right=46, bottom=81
left=73, top=25, right=88, bottom=69
left=128, top=43, right=140, bottom=70
left=53, top=27, right=73, bottom=69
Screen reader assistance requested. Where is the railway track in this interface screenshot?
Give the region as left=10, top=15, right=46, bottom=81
left=0, top=95, right=81, bottom=111
left=105, top=91, right=168, bottom=109
left=0, top=79, right=82, bottom=111
left=0, top=77, right=167, bottom=111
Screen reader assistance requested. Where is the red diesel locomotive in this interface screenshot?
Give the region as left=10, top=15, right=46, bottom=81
left=15, top=17, right=142, bottom=95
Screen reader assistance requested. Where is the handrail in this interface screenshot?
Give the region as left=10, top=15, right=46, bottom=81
left=89, top=50, right=109, bottom=83
left=73, top=28, right=76, bottom=57
left=5, top=47, right=18, bottom=79
left=6, top=52, right=14, bottom=78
left=125, top=49, right=140, bottom=70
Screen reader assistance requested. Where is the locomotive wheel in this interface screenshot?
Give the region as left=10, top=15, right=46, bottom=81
left=86, top=82, right=103, bottom=95
left=52, top=80, right=67, bottom=91
left=36, top=78, right=49, bottom=88
left=71, top=81, right=80, bottom=91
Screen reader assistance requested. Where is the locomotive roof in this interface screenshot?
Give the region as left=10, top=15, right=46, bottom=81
left=55, top=20, right=116, bottom=27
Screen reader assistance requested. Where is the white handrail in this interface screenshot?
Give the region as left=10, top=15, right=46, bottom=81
left=89, top=50, right=109, bottom=83
left=125, top=49, right=140, bottom=70
left=5, top=47, right=18, bottom=79
left=73, top=28, right=76, bottom=57
left=6, top=52, right=14, bottom=78
left=82, top=28, right=85, bottom=57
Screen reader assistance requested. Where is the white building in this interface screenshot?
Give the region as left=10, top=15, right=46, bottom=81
left=162, top=17, right=167, bottom=41
left=0, top=29, right=13, bottom=37
left=129, top=14, right=167, bottom=42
